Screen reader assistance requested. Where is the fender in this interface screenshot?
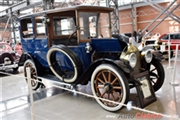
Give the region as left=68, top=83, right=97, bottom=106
left=18, top=52, right=33, bottom=66
left=19, top=52, right=47, bottom=75
left=73, top=58, right=133, bottom=86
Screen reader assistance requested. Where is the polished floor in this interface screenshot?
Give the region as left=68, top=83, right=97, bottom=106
left=0, top=55, right=180, bottom=120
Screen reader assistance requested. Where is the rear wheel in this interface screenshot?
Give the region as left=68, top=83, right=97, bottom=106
left=24, top=59, right=41, bottom=90
left=91, top=64, right=129, bottom=112
left=149, top=58, right=165, bottom=92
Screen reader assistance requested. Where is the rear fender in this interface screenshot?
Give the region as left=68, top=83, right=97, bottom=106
left=18, top=52, right=33, bottom=66
left=19, top=52, right=46, bottom=75
left=74, top=58, right=133, bottom=85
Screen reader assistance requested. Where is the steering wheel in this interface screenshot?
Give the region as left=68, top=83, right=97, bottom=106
left=68, top=31, right=77, bottom=43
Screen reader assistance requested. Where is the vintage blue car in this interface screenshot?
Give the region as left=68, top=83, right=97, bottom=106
left=18, top=6, right=164, bottom=111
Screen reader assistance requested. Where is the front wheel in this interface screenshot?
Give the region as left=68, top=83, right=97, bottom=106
left=149, top=58, right=165, bottom=92
left=24, top=59, right=42, bottom=90
left=91, top=64, right=129, bottom=112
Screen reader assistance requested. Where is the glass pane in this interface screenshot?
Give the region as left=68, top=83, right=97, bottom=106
left=20, top=19, right=34, bottom=39
left=53, top=17, right=75, bottom=36
left=176, top=34, right=180, bottom=39
left=35, top=18, right=46, bottom=38
left=99, top=13, right=110, bottom=38
left=79, top=12, right=110, bottom=40
left=162, top=35, right=168, bottom=39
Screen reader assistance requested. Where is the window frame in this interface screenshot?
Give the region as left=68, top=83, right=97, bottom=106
left=34, top=16, right=47, bottom=39
left=20, top=17, right=34, bottom=40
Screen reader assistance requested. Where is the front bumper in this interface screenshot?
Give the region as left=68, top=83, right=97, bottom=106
left=0, top=63, right=18, bottom=71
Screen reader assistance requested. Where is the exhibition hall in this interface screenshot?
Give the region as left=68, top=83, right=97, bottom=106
left=0, top=0, right=180, bottom=120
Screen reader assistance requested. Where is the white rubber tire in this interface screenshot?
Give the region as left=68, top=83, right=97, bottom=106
left=47, top=47, right=78, bottom=83
left=24, top=59, right=41, bottom=90
left=91, top=64, right=129, bottom=112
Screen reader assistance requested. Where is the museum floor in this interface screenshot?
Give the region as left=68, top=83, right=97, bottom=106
left=0, top=56, right=180, bottom=120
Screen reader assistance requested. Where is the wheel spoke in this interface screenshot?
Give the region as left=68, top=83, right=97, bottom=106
left=100, top=91, right=106, bottom=98
left=32, top=71, right=36, bottom=75
left=113, top=90, right=122, bottom=101
left=150, top=72, right=159, bottom=78
left=97, top=78, right=105, bottom=84
left=150, top=78, right=156, bottom=84
left=108, top=93, right=110, bottom=99
left=33, top=75, right=37, bottom=79
left=150, top=68, right=156, bottom=72
left=111, top=77, right=118, bottom=85
left=97, top=85, right=104, bottom=89
left=102, top=72, right=108, bottom=82
left=111, top=93, right=115, bottom=101
left=113, top=86, right=122, bottom=90
left=108, top=72, right=111, bottom=82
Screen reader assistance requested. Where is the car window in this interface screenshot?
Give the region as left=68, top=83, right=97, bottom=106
left=176, top=34, right=180, bottom=39
left=162, top=34, right=168, bottom=39
left=53, top=17, right=76, bottom=36
left=35, top=17, right=46, bottom=38
left=20, top=18, right=34, bottom=39
left=79, top=12, right=110, bottom=40
left=170, top=34, right=176, bottom=39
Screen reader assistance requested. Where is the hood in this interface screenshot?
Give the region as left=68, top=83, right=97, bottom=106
left=91, top=38, right=127, bottom=52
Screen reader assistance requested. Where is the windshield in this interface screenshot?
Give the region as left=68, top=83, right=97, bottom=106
left=79, top=12, right=111, bottom=40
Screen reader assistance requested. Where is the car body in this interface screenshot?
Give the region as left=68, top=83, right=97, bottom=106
left=18, top=6, right=165, bottom=111
left=0, top=42, right=19, bottom=71
left=159, top=32, right=180, bottom=50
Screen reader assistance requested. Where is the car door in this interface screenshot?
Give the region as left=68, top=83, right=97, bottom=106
left=19, top=17, right=36, bottom=53
left=34, top=16, right=49, bottom=67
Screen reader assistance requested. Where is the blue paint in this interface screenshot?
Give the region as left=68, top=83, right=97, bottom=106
left=91, top=38, right=122, bottom=52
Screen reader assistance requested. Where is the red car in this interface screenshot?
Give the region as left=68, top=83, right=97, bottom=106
left=159, top=32, right=180, bottom=50
left=0, top=42, right=19, bottom=71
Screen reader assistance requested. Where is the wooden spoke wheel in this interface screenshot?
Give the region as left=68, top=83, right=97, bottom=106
left=91, top=64, right=129, bottom=112
left=24, top=59, right=41, bottom=90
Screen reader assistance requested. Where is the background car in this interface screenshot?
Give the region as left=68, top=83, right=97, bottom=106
left=0, top=42, right=19, bottom=71
left=158, top=32, right=180, bottom=50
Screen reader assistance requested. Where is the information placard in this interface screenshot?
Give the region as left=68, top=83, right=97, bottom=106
left=134, top=71, right=156, bottom=108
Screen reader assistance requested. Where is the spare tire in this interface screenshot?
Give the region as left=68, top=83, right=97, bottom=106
left=47, top=45, right=83, bottom=83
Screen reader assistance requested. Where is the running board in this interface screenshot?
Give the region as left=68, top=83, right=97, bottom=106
left=38, top=74, right=72, bottom=88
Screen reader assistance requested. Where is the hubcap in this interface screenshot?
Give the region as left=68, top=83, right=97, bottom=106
left=104, top=83, right=113, bottom=93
